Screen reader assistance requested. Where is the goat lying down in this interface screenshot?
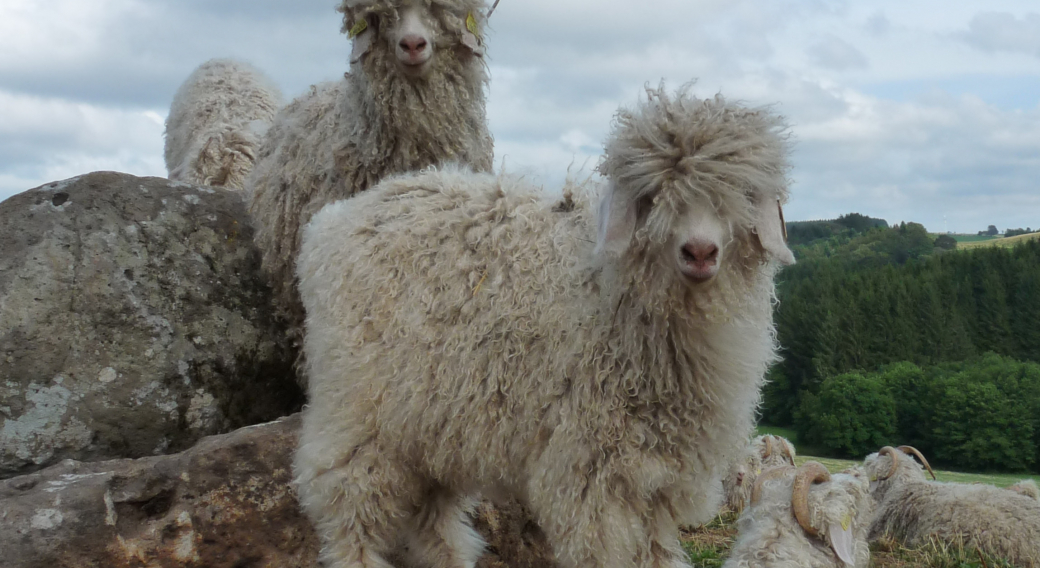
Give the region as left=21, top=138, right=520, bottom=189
left=866, top=446, right=1040, bottom=567
left=723, top=434, right=797, bottom=514
left=722, top=462, right=873, bottom=568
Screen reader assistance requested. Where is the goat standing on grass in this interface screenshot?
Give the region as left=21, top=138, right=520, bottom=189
left=294, top=85, right=796, bottom=568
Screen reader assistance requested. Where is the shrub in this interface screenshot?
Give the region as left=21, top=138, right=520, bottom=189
left=933, top=234, right=957, bottom=250
left=795, top=371, right=897, bottom=458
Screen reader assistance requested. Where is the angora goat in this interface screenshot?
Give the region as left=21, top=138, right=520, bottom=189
left=723, top=434, right=797, bottom=514
left=865, top=446, right=1040, bottom=567
left=723, top=462, right=873, bottom=568
left=294, top=85, right=795, bottom=568
left=164, top=58, right=284, bottom=190
left=249, top=0, right=494, bottom=352
left=1008, top=479, right=1039, bottom=501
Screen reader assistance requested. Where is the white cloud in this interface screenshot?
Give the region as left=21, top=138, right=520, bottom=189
left=0, top=90, right=165, bottom=199
left=1, top=0, right=1038, bottom=235
left=808, top=36, right=869, bottom=71
left=956, top=12, right=1040, bottom=57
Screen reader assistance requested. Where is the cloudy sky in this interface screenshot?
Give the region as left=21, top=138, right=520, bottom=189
left=2, top=0, right=1038, bottom=233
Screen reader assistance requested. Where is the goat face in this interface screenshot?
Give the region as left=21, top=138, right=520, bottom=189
left=596, top=179, right=793, bottom=286
left=596, top=87, right=795, bottom=288
left=392, top=6, right=434, bottom=73
left=673, top=195, right=727, bottom=283
left=342, top=1, right=486, bottom=76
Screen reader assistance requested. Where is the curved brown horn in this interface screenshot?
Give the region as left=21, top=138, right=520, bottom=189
left=781, top=438, right=795, bottom=464
left=898, top=445, right=937, bottom=480
left=750, top=466, right=795, bottom=506
left=763, top=436, right=774, bottom=460
left=792, top=462, right=831, bottom=538
left=877, top=446, right=900, bottom=480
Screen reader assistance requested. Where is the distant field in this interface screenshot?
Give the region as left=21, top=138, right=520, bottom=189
left=950, top=234, right=1001, bottom=243
left=957, top=231, right=1040, bottom=249
left=754, top=426, right=1040, bottom=487
left=686, top=426, right=1036, bottom=566
left=791, top=455, right=1040, bottom=487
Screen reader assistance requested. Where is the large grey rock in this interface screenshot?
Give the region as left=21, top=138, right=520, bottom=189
left=0, top=414, right=556, bottom=568
left=0, top=172, right=302, bottom=477
left=0, top=414, right=316, bottom=568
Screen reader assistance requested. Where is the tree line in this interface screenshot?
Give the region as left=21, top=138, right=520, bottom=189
left=763, top=217, right=1040, bottom=472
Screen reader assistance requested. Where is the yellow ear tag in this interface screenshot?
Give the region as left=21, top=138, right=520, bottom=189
left=466, top=13, right=480, bottom=38
left=869, top=475, right=877, bottom=482
left=841, top=514, right=851, bottom=531
left=348, top=18, right=368, bottom=39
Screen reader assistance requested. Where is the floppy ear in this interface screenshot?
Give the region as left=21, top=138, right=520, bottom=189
left=826, top=513, right=856, bottom=566
left=754, top=195, right=795, bottom=265
left=350, top=27, right=374, bottom=63
left=594, top=182, right=637, bottom=256
left=461, top=31, right=484, bottom=56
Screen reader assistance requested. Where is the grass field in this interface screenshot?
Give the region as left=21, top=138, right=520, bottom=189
left=681, top=513, right=1017, bottom=568
left=954, top=232, right=1040, bottom=249
left=681, top=428, right=1039, bottom=566
left=950, top=234, right=1001, bottom=243
left=754, top=426, right=1040, bottom=487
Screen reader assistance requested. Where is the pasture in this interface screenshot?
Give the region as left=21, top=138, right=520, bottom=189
left=680, top=427, right=1040, bottom=566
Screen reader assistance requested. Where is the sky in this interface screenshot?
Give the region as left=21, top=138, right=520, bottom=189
left=1, top=0, right=1038, bottom=234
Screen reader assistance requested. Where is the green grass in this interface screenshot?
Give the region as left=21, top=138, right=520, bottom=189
left=686, top=428, right=1034, bottom=566
left=682, top=524, right=1018, bottom=568
left=958, top=231, right=1040, bottom=249
left=754, top=425, right=797, bottom=440
left=790, top=455, right=1040, bottom=487
left=754, top=426, right=1040, bottom=487
left=950, top=234, right=1000, bottom=243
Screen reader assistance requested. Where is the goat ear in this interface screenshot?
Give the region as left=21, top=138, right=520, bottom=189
left=594, top=182, right=637, bottom=256
left=350, top=28, right=374, bottom=63
left=754, top=195, right=795, bottom=265
left=827, top=515, right=856, bottom=566
left=461, top=31, right=485, bottom=56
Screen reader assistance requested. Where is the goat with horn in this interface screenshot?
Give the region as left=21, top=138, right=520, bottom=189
left=724, top=461, right=873, bottom=567
left=865, top=445, right=1040, bottom=567
left=722, top=434, right=797, bottom=514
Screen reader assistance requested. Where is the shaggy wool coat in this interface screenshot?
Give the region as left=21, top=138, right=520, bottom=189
left=294, top=87, right=795, bottom=568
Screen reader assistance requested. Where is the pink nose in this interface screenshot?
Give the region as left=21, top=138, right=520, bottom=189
left=680, top=239, right=720, bottom=282
left=683, top=242, right=718, bottom=263
left=399, top=34, right=428, bottom=57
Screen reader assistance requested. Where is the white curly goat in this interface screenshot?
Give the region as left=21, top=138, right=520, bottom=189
left=293, top=85, right=796, bottom=568
left=722, top=462, right=873, bottom=567
left=248, top=0, right=494, bottom=351
left=865, top=445, right=1040, bottom=567
left=723, top=434, right=797, bottom=514
left=1008, top=479, right=1039, bottom=501
left=164, top=58, right=284, bottom=190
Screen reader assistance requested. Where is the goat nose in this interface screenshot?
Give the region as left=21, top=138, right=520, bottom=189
left=399, top=34, right=427, bottom=55
left=683, top=241, right=719, bottom=263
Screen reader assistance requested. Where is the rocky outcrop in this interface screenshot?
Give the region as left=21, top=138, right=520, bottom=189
left=0, top=412, right=557, bottom=568
left=0, top=171, right=556, bottom=568
left=0, top=414, right=315, bottom=568
left=0, top=172, right=302, bottom=478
